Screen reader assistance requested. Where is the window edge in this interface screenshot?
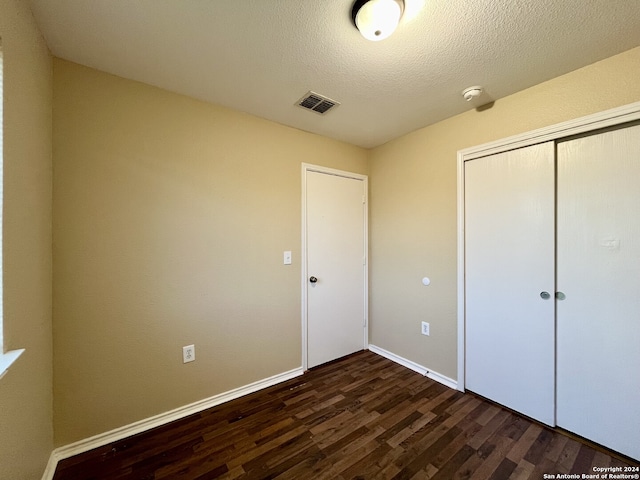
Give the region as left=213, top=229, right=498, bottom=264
left=0, top=349, right=25, bottom=380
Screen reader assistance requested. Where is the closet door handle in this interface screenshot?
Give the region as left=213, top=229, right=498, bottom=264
left=556, top=291, right=566, bottom=300
left=540, top=291, right=551, bottom=300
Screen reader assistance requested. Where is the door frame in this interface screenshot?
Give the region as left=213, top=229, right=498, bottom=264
left=301, top=163, right=369, bottom=371
left=456, top=101, right=640, bottom=392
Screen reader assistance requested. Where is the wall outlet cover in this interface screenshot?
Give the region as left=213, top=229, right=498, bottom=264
left=183, top=345, right=195, bottom=363
left=421, top=322, right=430, bottom=336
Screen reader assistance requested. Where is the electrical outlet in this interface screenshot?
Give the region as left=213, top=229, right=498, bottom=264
left=183, top=344, right=195, bottom=363
left=421, top=322, right=430, bottom=336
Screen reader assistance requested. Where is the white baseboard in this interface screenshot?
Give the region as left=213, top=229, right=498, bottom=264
left=368, top=344, right=457, bottom=390
left=40, top=452, right=59, bottom=480
left=41, top=366, right=304, bottom=480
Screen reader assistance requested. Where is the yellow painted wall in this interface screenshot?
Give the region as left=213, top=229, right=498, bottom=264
left=52, top=59, right=368, bottom=445
left=369, top=46, right=640, bottom=380
left=0, top=0, right=53, bottom=478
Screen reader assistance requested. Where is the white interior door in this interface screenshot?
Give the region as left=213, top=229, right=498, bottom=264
left=557, top=124, right=640, bottom=460
left=465, top=142, right=556, bottom=426
left=305, top=168, right=367, bottom=369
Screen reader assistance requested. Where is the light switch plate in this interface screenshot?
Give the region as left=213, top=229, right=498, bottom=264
left=284, top=251, right=292, bottom=265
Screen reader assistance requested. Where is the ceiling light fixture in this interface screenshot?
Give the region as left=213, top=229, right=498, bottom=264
left=352, top=0, right=405, bottom=42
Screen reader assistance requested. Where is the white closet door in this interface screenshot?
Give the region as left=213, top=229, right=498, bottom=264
left=557, top=124, right=640, bottom=460
left=465, top=142, right=556, bottom=426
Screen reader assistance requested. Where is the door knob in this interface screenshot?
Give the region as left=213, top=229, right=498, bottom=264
left=540, top=291, right=551, bottom=299
left=309, top=276, right=318, bottom=283
left=556, top=291, right=566, bottom=300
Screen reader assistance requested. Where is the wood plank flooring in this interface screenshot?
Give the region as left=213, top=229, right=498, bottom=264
left=53, top=351, right=639, bottom=479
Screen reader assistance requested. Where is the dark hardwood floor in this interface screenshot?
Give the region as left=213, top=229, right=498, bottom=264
left=53, top=350, right=639, bottom=479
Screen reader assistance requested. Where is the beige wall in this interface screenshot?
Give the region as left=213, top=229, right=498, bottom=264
left=52, top=59, right=368, bottom=445
left=0, top=0, right=53, bottom=478
left=369, top=46, right=640, bottom=380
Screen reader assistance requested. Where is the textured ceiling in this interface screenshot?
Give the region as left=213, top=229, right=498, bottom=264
left=29, top=0, right=640, bottom=148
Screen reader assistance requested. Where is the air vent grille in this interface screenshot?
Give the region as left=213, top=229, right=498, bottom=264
left=296, top=91, right=340, bottom=115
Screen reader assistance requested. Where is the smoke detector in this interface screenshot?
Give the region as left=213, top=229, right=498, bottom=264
left=462, top=86, right=483, bottom=102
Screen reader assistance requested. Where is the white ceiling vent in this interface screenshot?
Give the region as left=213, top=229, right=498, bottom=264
left=296, top=91, right=340, bottom=115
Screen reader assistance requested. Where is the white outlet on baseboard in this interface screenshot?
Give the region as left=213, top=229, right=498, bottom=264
left=183, top=345, right=195, bottom=363
left=421, top=322, right=430, bottom=336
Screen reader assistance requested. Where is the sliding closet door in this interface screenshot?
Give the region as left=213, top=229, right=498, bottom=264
left=557, top=124, right=640, bottom=460
left=465, top=142, right=556, bottom=426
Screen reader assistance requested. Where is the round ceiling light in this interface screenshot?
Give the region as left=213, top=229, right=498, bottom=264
left=352, top=0, right=405, bottom=42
